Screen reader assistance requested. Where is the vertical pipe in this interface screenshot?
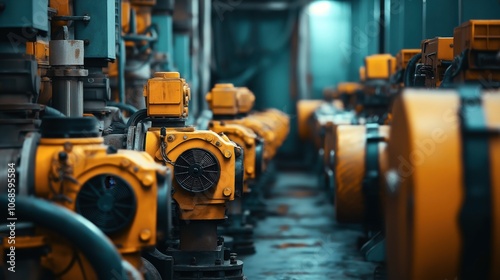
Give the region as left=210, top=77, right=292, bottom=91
left=180, top=221, right=218, bottom=251
left=119, top=39, right=126, bottom=103
left=379, top=0, right=385, bottom=53
left=458, top=0, right=462, bottom=25
left=298, top=7, right=310, bottom=98
left=422, top=0, right=427, bottom=39
left=200, top=0, right=212, bottom=110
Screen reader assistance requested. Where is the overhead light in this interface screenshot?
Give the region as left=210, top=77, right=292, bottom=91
left=308, top=1, right=333, bottom=16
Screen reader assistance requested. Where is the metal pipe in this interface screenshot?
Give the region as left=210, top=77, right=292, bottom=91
left=180, top=221, right=218, bottom=251
left=0, top=195, right=127, bottom=279
left=422, top=0, right=427, bottom=39
left=107, top=101, right=138, bottom=115
left=119, top=39, right=126, bottom=103
left=41, top=106, right=66, bottom=118
left=458, top=0, right=462, bottom=25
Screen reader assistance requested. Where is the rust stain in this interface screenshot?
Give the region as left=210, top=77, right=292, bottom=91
left=75, top=48, right=80, bottom=59
left=279, top=225, right=290, bottom=232
left=273, top=241, right=323, bottom=249
left=276, top=204, right=289, bottom=215
left=289, top=189, right=316, bottom=198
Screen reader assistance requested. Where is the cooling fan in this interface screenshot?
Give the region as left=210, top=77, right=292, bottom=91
left=174, top=148, right=221, bottom=193
left=76, top=174, right=137, bottom=234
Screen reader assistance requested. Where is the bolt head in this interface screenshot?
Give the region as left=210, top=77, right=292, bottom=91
left=223, top=188, right=232, bottom=197
left=139, top=229, right=152, bottom=242
left=142, top=174, right=154, bottom=188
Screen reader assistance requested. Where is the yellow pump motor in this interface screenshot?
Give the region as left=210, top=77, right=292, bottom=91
left=248, top=109, right=289, bottom=152
left=125, top=72, right=246, bottom=277
left=205, top=83, right=288, bottom=163
left=334, top=124, right=390, bottom=224
left=418, top=37, right=454, bottom=88
left=297, top=100, right=323, bottom=141
left=32, top=117, right=170, bottom=279
left=141, top=73, right=242, bottom=223
left=356, top=54, right=396, bottom=124
left=385, top=87, right=500, bottom=280
left=392, top=49, right=421, bottom=91
left=206, top=83, right=265, bottom=192
left=451, top=20, right=500, bottom=84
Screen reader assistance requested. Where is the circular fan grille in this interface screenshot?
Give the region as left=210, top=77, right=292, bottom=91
left=76, top=174, right=137, bottom=234
left=174, top=148, right=220, bottom=193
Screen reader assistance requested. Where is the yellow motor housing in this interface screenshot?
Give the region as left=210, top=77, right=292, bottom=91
left=420, top=37, right=454, bottom=87
left=145, top=127, right=240, bottom=221
left=249, top=109, right=289, bottom=148
left=359, top=66, right=366, bottom=82
left=297, top=100, right=323, bottom=141
left=385, top=88, right=500, bottom=280
left=365, top=54, right=396, bottom=80
left=396, top=49, right=421, bottom=72
left=142, top=72, right=242, bottom=221
left=144, top=72, right=191, bottom=118
left=209, top=120, right=263, bottom=193
left=452, top=20, right=500, bottom=83
left=334, top=124, right=389, bottom=223
left=34, top=128, right=168, bottom=279
left=206, top=83, right=256, bottom=115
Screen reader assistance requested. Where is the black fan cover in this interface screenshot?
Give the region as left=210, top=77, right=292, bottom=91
left=174, top=148, right=220, bottom=193
left=76, top=174, right=137, bottom=234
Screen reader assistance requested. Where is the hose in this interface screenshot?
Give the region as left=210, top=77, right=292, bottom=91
left=0, top=195, right=126, bottom=280
left=107, top=101, right=139, bottom=115
left=41, top=106, right=66, bottom=118
left=404, top=53, right=422, bottom=87
left=441, top=50, right=467, bottom=88
left=126, top=108, right=148, bottom=128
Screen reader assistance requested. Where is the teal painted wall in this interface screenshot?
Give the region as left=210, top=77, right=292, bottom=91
left=212, top=9, right=301, bottom=156
left=386, top=0, right=423, bottom=55
left=308, top=1, right=352, bottom=98
left=349, top=0, right=380, bottom=81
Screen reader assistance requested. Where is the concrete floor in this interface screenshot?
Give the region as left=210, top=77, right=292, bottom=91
left=241, top=169, right=376, bottom=280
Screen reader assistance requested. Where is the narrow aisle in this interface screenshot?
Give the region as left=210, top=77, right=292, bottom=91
left=242, top=169, right=376, bottom=280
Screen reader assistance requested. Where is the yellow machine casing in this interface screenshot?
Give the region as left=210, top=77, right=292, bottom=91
left=145, top=128, right=238, bottom=221
left=35, top=137, right=167, bottom=279
left=145, top=72, right=190, bottom=118
left=396, top=49, right=421, bottom=72
left=385, top=89, right=500, bottom=280
left=359, top=66, right=366, bottom=82
left=420, top=37, right=454, bottom=87
left=209, top=121, right=261, bottom=193
left=250, top=109, right=289, bottom=148
left=337, top=82, right=361, bottom=95
left=334, top=124, right=390, bottom=223
left=297, top=100, right=323, bottom=141
left=365, top=54, right=396, bottom=80
left=206, top=83, right=256, bottom=115
left=453, top=20, right=500, bottom=83
left=143, top=72, right=239, bottom=221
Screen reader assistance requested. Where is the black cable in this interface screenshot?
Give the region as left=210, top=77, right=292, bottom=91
left=441, top=50, right=467, bottom=88
left=52, top=248, right=78, bottom=277
left=126, top=108, right=148, bottom=128
left=404, top=53, right=422, bottom=87
left=75, top=251, right=88, bottom=280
